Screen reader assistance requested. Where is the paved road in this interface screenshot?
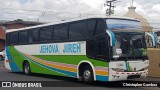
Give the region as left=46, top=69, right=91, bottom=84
left=0, top=60, right=159, bottom=90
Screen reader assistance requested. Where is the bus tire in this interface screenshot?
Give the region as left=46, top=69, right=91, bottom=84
left=82, top=65, right=94, bottom=82
left=23, top=61, right=31, bottom=75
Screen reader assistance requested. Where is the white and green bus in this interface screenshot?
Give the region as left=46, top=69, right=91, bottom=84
left=5, top=16, right=155, bottom=82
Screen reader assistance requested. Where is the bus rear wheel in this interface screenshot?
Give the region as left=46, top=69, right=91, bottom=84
left=23, top=61, right=31, bottom=75
left=82, top=66, right=94, bottom=82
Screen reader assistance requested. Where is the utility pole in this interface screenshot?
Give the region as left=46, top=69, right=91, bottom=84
left=104, top=0, right=117, bottom=16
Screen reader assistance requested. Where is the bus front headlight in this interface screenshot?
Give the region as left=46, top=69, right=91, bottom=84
left=112, top=68, right=125, bottom=72
left=116, top=49, right=122, bottom=55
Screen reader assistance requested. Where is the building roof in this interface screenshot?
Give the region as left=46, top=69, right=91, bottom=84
left=3, top=20, right=43, bottom=25
left=123, top=6, right=152, bottom=32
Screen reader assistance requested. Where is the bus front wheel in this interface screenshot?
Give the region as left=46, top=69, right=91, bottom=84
left=82, top=66, right=94, bottom=82
left=23, top=61, right=31, bottom=75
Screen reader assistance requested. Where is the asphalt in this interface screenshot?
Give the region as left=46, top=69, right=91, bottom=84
left=0, top=60, right=4, bottom=67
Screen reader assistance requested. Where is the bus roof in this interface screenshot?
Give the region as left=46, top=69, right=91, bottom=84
left=6, top=16, right=139, bottom=33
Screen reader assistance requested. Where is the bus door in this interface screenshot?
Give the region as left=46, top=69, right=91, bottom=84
left=86, top=36, right=110, bottom=61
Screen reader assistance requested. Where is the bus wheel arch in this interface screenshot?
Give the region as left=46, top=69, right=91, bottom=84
left=23, top=60, right=31, bottom=75
left=77, top=61, right=96, bottom=81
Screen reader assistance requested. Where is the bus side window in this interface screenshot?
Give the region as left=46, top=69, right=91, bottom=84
left=6, top=33, right=10, bottom=45
left=19, top=30, right=28, bottom=44
left=10, top=32, right=18, bottom=45
left=29, top=28, right=39, bottom=43
left=87, top=19, right=96, bottom=38
left=87, top=36, right=109, bottom=61
left=40, top=26, right=53, bottom=42
left=69, top=21, right=87, bottom=40
left=54, top=24, right=68, bottom=41
left=96, top=37, right=109, bottom=60
left=86, top=39, right=96, bottom=58
left=95, top=20, right=105, bottom=36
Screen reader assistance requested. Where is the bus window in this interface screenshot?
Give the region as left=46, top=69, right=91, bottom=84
left=69, top=21, right=87, bottom=40
left=10, top=32, right=18, bottom=45
left=19, top=30, right=28, bottom=44
left=54, top=24, right=68, bottom=41
left=6, top=33, right=10, bottom=45
left=86, top=39, right=96, bottom=58
left=87, top=36, right=109, bottom=61
left=40, top=26, right=53, bottom=42
left=96, top=37, right=109, bottom=60
left=95, top=20, right=105, bottom=36
left=87, top=20, right=96, bottom=38
left=29, top=28, right=39, bottom=43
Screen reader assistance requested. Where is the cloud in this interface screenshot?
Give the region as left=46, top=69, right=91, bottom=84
left=0, top=0, right=159, bottom=28
left=0, top=0, right=105, bottom=21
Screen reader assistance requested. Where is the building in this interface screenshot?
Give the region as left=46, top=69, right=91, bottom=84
left=2, top=19, right=43, bottom=30
left=123, top=6, right=152, bottom=32
left=123, top=5, right=155, bottom=48
left=0, top=26, right=5, bottom=51
left=0, top=20, right=43, bottom=51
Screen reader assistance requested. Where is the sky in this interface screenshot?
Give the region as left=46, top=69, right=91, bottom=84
left=0, top=0, right=160, bottom=29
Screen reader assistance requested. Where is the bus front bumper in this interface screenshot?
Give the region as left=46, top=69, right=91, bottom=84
left=108, top=69, right=148, bottom=81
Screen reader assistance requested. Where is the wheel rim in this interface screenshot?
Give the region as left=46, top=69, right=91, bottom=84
left=24, top=64, right=30, bottom=74
left=83, top=70, right=91, bottom=81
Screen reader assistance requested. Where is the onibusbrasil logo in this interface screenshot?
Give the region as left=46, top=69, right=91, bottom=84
left=1, top=82, right=42, bottom=87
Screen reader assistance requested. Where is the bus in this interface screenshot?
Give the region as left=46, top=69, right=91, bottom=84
left=5, top=16, right=155, bottom=82
left=154, top=31, right=160, bottom=44
left=154, top=31, right=160, bottom=47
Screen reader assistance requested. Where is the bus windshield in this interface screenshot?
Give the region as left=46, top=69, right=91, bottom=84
left=106, top=19, right=147, bottom=60
left=106, top=19, right=141, bottom=30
